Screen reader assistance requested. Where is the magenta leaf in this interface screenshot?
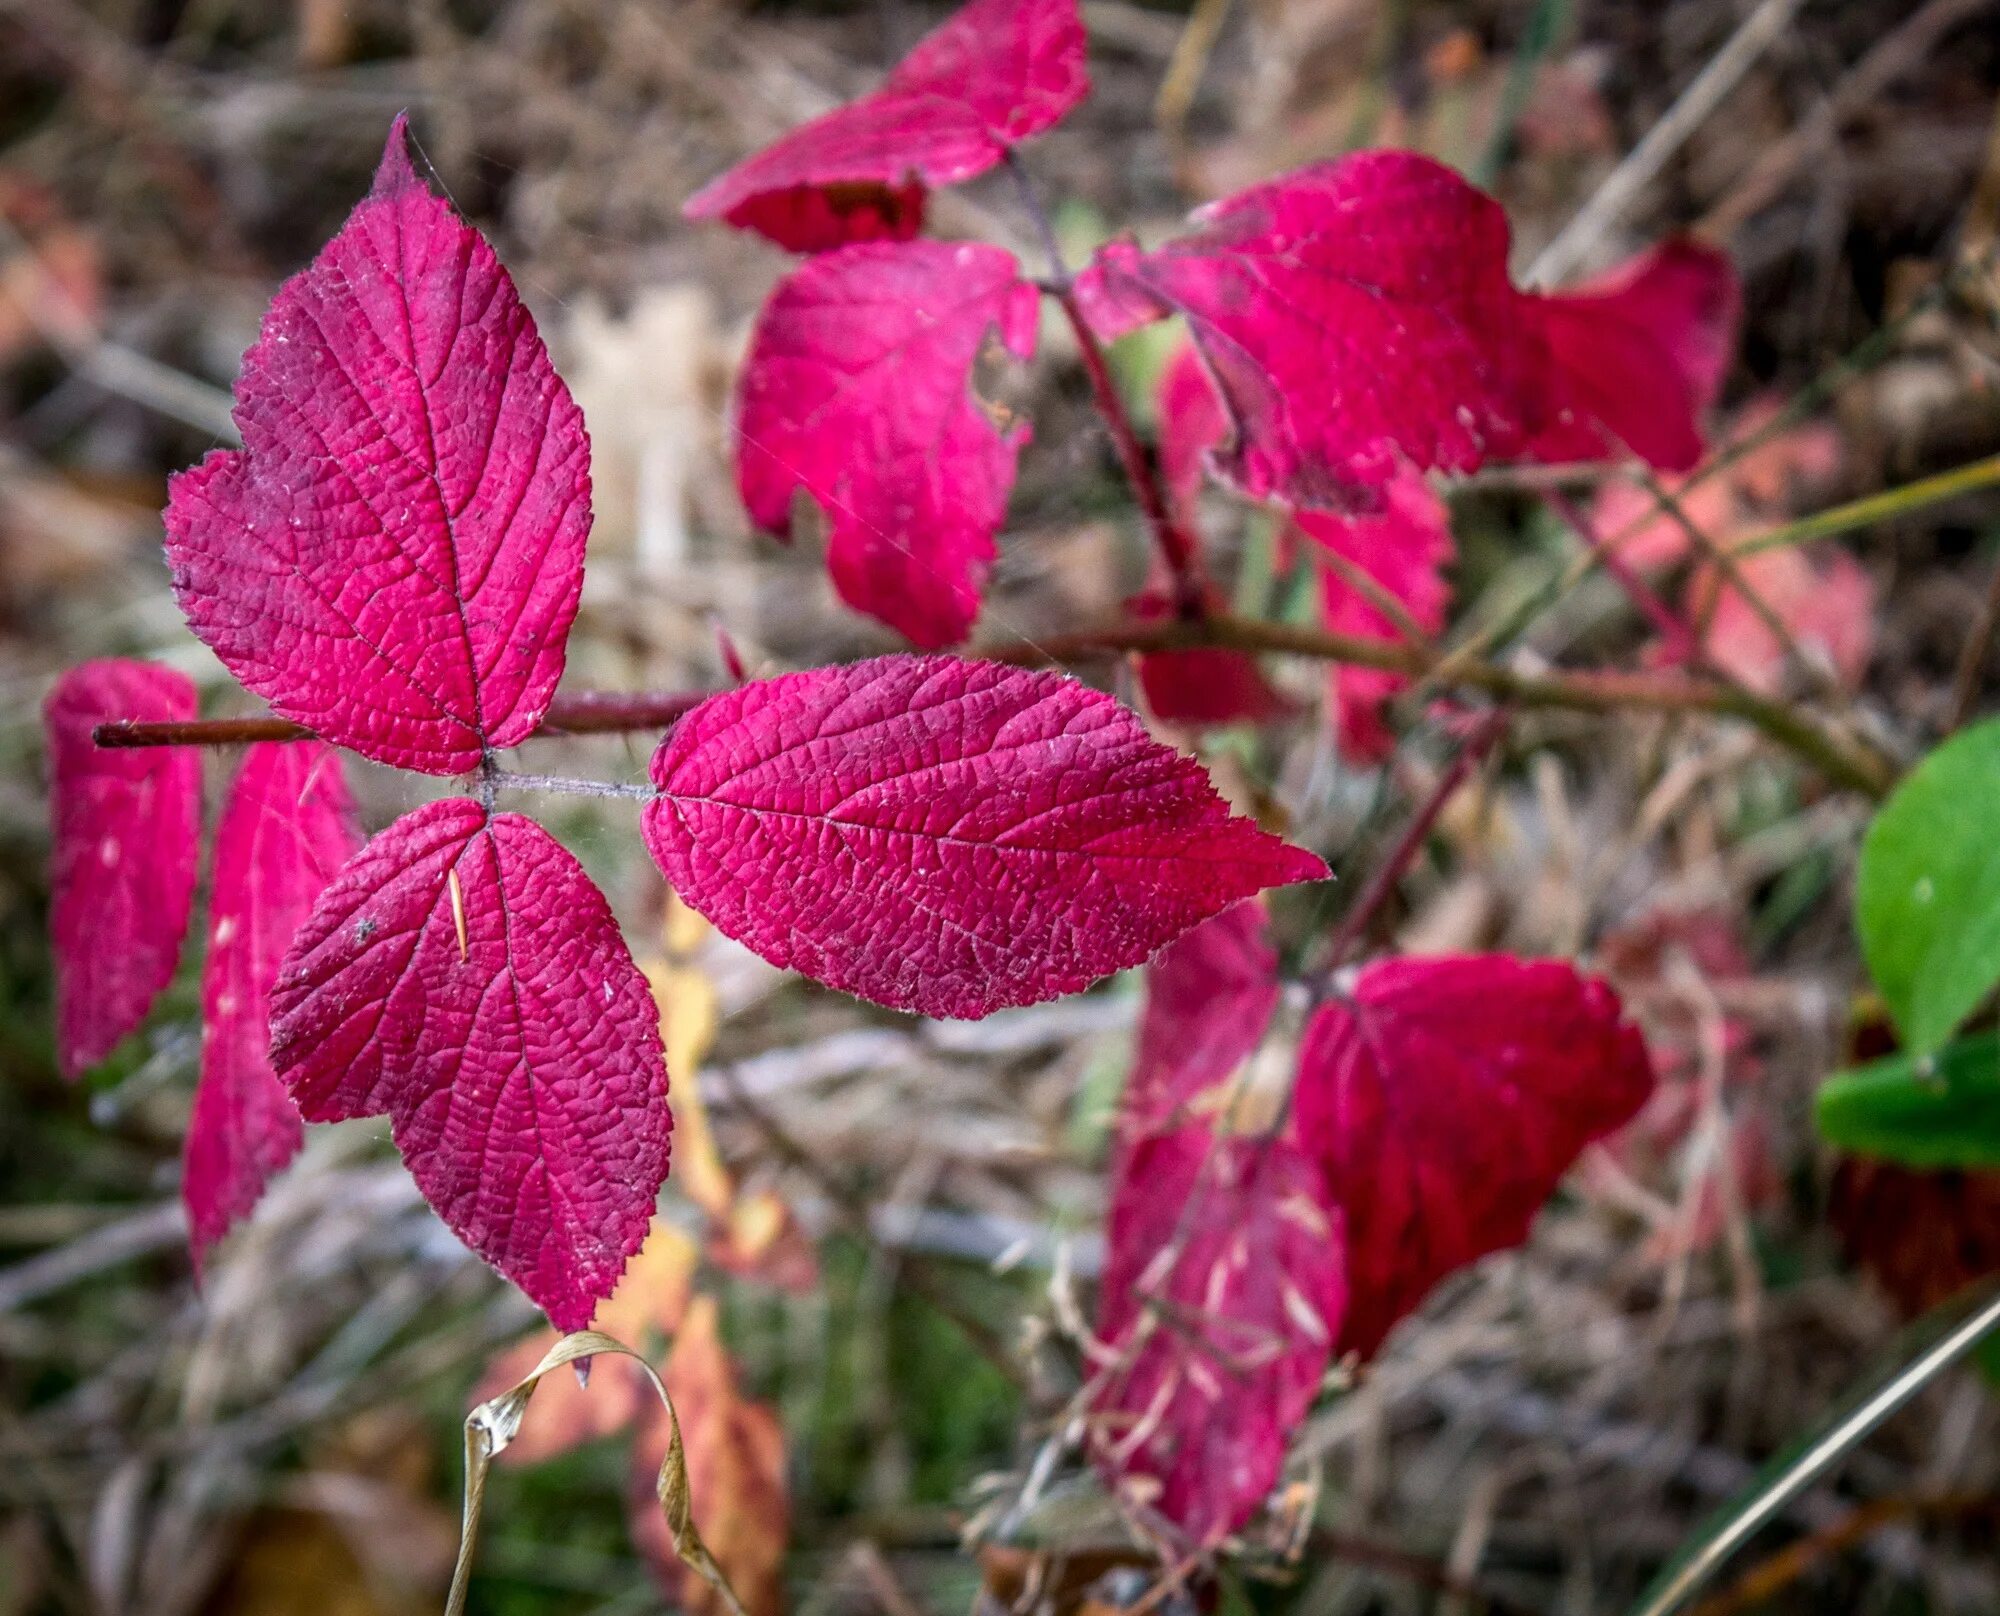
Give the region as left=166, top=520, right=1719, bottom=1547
left=1300, top=470, right=1454, bottom=762
left=684, top=0, right=1088, bottom=252
left=1525, top=239, right=1739, bottom=472
left=643, top=656, right=1326, bottom=1019
left=44, top=660, right=202, bottom=1078
left=185, top=741, right=358, bottom=1266
left=269, top=799, right=671, bottom=1329
left=1072, top=153, right=1540, bottom=506
left=735, top=240, right=1039, bottom=648
left=1123, top=903, right=1279, bottom=1139
left=1293, top=955, right=1654, bottom=1359
left=164, top=116, right=590, bottom=775
left=1090, top=1126, right=1344, bottom=1543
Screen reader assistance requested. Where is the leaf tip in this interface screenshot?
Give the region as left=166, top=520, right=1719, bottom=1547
left=373, top=111, right=424, bottom=199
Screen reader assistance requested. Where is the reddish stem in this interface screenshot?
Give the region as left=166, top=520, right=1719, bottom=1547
left=92, top=689, right=706, bottom=750
left=1314, top=707, right=1509, bottom=978
left=1054, top=287, right=1210, bottom=619
left=1546, top=488, right=1703, bottom=664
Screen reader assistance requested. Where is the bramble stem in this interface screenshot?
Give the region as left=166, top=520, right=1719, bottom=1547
left=1054, top=287, right=1211, bottom=618
left=92, top=689, right=706, bottom=751
left=1313, top=707, right=1509, bottom=979
left=1004, top=151, right=1209, bottom=619
left=489, top=770, right=654, bottom=802
left=1545, top=487, right=1704, bottom=664
left=981, top=610, right=1898, bottom=797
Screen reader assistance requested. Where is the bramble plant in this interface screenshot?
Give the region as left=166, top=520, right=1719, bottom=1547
left=58, top=0, right=1970, bottom=1576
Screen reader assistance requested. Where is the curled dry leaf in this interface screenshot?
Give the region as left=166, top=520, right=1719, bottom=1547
left=1294, top=955, right=1654, bottom=1358
left=684, top=0, right=1087, bottom=252
left=481, top=1220, right=702, bottom=1466
left=164, top=117, right=589, bottom=774
left=1090, top=1127, right=1344, bottom=1544
left=44, top=660, right=202, bottom=1078
left=630, top=1296, right=789, bottom=1616
left=270, top=798, right=671, bottom=1329
left=185, top=741, right=358, bottom=1265
left=735, top=240, right=1038, bottom=648
left=642, top=656, right=1326, bottom=1019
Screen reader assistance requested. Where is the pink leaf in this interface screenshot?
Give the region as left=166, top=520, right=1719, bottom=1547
left=269, top=799, right=671, bottom=1329
left=684, top=0, right=1088, bottom=252
left=736, top=241, right=1038, bottom=648
left=1071, top=153, right=1540, bottom=506
left=1090, top=1126, right=1344, bottom=1543
left=1300, top=470, right=1453, bottom=762
left=185, top=742, right=358, bottom=1266
left=643, top=656, right=1326, bottom=1019
left=1293, top=955, right=1653, bottom=1359
left=1155, top=341, right=1228, bottom=517
left=44, top=660, right=201, bottom=1078
left=1694, top=543, right=1874, bottom=694
left=1124, top=903, right=1279, bottom=1138
left=164, top=117, right=590, bottom=775
left=1524, top=239, right=1739, bottom=472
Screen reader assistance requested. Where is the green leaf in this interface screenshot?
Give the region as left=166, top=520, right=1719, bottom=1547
left=1815, top=1033, right=2000, bottom=1168
left=1855, top=718, right=2000, bottom=1053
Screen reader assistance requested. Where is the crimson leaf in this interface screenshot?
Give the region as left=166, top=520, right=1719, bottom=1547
left=1072, top=152, right=1539, bottom=506
left=269, top=799, right=671, bottom=1328
left=1294, top=955, right=1654, bottom=1359
left=1123, top=902, right=1279, bottom=1139
left=44, top=660, right=202, bottom=1077
left=164, top=117, right=590, bottom=774
left=1524, top=239, right=1739, bottom=472
left=185, top=741, right=358, bottom=1266
left=1091, top=1126, right=1344, bottom=1543
left=642, top=656, right=1325, bottom=1019
left=1300, top=470, right=1454, bottom=762
left=684, top=0, right=1088, bottom=252
left=736, top=240, right=1038, bottom=648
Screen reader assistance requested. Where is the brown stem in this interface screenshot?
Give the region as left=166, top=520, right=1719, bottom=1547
left=979, top=611, right=1898, bottom=798
left=1051, top=288, right=1210, bottom=618
left=1313, top=707, right=1509, bottom=978
left=92, top=689, right=707, bottom=751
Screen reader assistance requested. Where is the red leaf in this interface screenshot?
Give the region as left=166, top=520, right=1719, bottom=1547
left=736, top=241, right=1038, bottom=648
left=44, top=660, right=202, bottom=1077
left=1300, top=470, right=1454, bottom=762
left=643, top=656, right=1326, bottom=1019
left=1072, top=153, right=1539, bottom=506
left=1155, top=340, right=1227, bottom=517
left=1524, top=239, right=1739, bottom=472
left=1090, top=1127, right=1344, bottom=1543
left=185, top=742, right=358, bottom=1264
left=1293, top=956, right=1653, bottom=1358
left=164, top=117, right=590, bottom=775
left=684, top=0, right=1088, bottom=252
left=269, top=799, right=671, bottom=1328
left=1124, top=903, right=1279, bottom=1138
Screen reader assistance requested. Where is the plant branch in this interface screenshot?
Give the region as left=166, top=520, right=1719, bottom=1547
left=1004, top=152, right=1210, bottom=619
left=979, top=611, right=1897, bottom=797
left=1545, top=487, right=1704, bottom=663
left=92, top=689, right=707, bottom=750
left=1312, top=707, right=1509, bottom=980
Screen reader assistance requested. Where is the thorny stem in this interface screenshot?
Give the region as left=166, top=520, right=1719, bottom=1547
left=1311, top=707, right=1510, bottom=983
left=488, top=770, right=654, bottom=802
left=1005, top=151, right=1210, bottom=620
left=984, top=610, right=1898, bottom=797
left=91, top=688, right=707, bottom=750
